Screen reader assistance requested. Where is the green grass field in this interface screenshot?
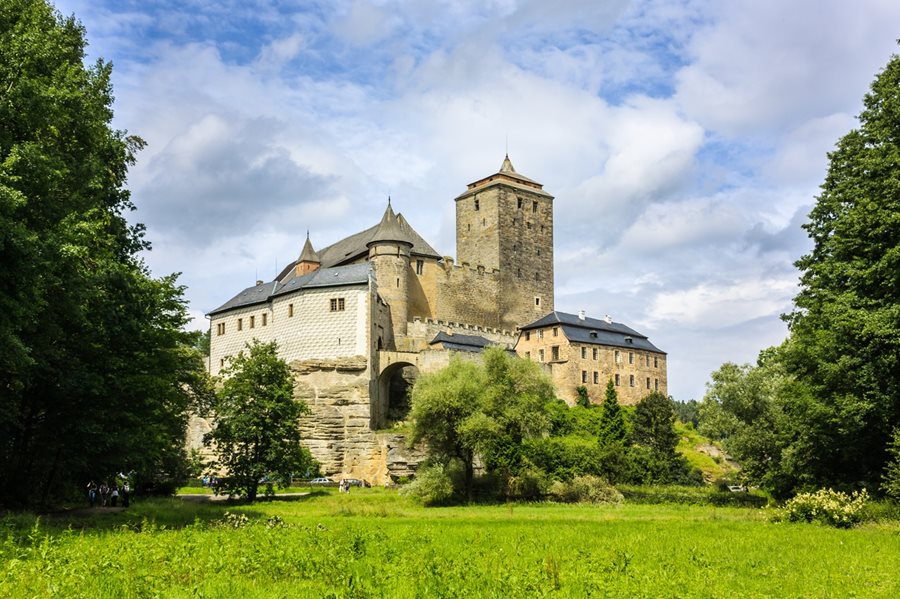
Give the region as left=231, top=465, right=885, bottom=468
left=2, top=489, right=898, bottom=597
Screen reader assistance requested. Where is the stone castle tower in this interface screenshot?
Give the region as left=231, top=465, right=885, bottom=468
left=454, top=154, right=554, bottom=329
left=367, top=200, right=412, bottom=339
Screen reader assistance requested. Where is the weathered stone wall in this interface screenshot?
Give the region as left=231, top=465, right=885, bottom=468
left=407, top=317, right=519, bottom=349
left=407, top=256, right=440, bottom=321
left=369, top=242, right=410, bottom=338
left=515, top=329, right=667, bottom=405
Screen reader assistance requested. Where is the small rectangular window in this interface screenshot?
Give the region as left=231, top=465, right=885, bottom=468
left=581, top=347, right=586, bottom=359
left=629, top=375, right=635, bottom=387
left=654, top=356, right=659, bottom=368
left=262, top=313, right=267, bottom=326
left=551, top=346, right=559, bottom=361
left=655, top=378, right=659, bottom=391
left=582, top=370, right=588, bottom=384
left=646, top=355, right=651, bottom=367
left=593, top=371, right=599, bottom=384
left=593, top=348, right=598, bottom=360
left=539, top=349, right=545, bottom=362
left=220, top=358, right=224, bottom=368
left=475, top=198, right=480, bottom=211
left=416, top=259, right=424, bottom=275
left=237, top=318, right=243, bottom=331
left=249, top=315, right=255, bottom=329
left=535, top=296, right=541, bottom=306
left=288, top=304, right=294, bottom=317
left=525, top=332, right=530, bottom=341
left=532, top=200, right=538, bottom=213
left=646, top=377, right=651, bottom=389
left=615, top=374, right=620, bottom=386
left=330, top=298, right=345, bottom=312
left=615, top=350, right=620, bottom=364
left=538, top=330, right=544, bottom=339
left=553, top=327, right=558, bottom=337
left=629, top=352, right=634, bottom=365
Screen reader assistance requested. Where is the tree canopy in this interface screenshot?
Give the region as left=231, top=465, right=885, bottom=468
left=205, top=341, right=315, bottom=501
left=0, top=0, right=206, bottom=506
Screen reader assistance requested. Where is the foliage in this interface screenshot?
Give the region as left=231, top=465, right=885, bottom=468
left=1, top=492, right=898, bottom=597
left=409, top=347, right=556, bottom=499
left=549, top=475, right=623, bottom=504
left=399, top=464, right=455, bottom=506
left=882, top=428, right=900, bottom=500
left=631, top=392, right=679, bottom=454
left=599, top=379, right=628, bottom=444
left=0, top=0, right=208, bottom=507
left=205, top=341, right=315, bottom=501
left=770, top=488, right=870, bottom=528
left=575, top=385, right=590, bottom=407
left=618, top=485, right=769, bottom=508
left=672, top=399, right=701, bottom=427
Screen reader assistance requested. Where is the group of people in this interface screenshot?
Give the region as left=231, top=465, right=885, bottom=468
left=338, top=479, right=353, bottom=493
left=86, top=478, right=130, bottom=508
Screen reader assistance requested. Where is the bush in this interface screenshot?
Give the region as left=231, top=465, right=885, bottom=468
left=770, top=488, right=869, bottom=528
left=506, top=468, right=550, bottom=500
left=400, top=465, right=455, bottom=506
left=549, top=475, right=623, bottom=504
left=618, top=485, right=769, bottom=508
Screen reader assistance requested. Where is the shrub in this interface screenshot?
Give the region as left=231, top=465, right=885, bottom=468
left=550, top=475, right=623, bottom=504
left=770, top=488, right=869, bottom=528
left=506, top=468, right=550, bottom=500
left=400, top=465, right=454, bottom=506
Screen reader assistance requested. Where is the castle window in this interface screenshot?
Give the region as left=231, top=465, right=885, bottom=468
left=553, top=327, right=558, bottom=337
left=536, top=249, right=541, bottom=256
left=517, top=197, right=523, bottom=209
left=646, top=355, right=651, bottom=367
left=396, top=278, right=400, bottom=288
left=615, top=350, right=620, bottom=364
left=654, top=356, right=659, bottom=368
left=517, top=268, right=521, bottom=278
left=534, top=272, right=539, bottom=281
left=629, top=352, right=634, bottom=365
left=593, top=348, right=598, bottom=360
left=262, top=313, right=267, bottom=326
left=220, top=358, right=224, bottom=368
left=288, top=304, right=294, bottom=317
left=629, top=375, right=635, bottom=387
left=216, top=322, right=225, bottom=336
left=330, top=298, right=345, bottom=312
left=615, top=374, right=620, bottom=386
left=646, top=377, right=651, bottom=389
left=525, top=332, right=530, bottom=341
left=249, top=315, right=255, bottom=329
left=532, top=200, right=538, bottom=213
left=535, top=297, right=541, bottom=307
left=474, top=199, right=480, bottom=211
left=582, top=370, right=588, bottom=383
left=526, top=222, right=532, bottom=230
left=538, top=330, right=544, bottom=339
left=538, top=349, right=545, bottom=362
left=237, top=318, right=243, bottom=331
left=416, top=259, right=424, bottom=275
left=581, top=347, right=586, bottom=359
left=655, top=378, right=659, bottom=390
left=593, top=371, right=599, bottom=384
left=467, top=224, right=471, bottom=231
left=551, top=346, right=559, bottom=361
left=541, top=225, right=545, bottom=233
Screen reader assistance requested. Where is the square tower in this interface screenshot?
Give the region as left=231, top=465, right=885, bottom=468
left=455, top=155, right=554, bottom=329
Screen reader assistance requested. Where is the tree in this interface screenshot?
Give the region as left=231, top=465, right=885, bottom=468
left=599, top=379, right=627, bottom=445
left=781, top=49, right=900, bottom=492
left=630, top=392, right=699, bottom=484
left=0, top=0, right=206, bottom=506
left=409, top=347, right=556, bottom=500
left=205, top=341, right=314, bottom=501
left=883, top=428, right=900, bottom=500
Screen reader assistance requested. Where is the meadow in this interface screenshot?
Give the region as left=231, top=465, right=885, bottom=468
left=2, top=489, right=898, bottom=598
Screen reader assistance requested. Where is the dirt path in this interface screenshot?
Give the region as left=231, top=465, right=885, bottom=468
left=45, top=506, right=127, bottom=518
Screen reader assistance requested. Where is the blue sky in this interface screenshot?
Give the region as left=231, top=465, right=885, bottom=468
left=52, top=0, right=900, bottom=401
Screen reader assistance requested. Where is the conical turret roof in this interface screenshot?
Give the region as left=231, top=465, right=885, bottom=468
left=367, top=199, right=414, bottom=246
left=500, top=153, right=516, bottom=173
left=298, top=232, right=320, bottom=263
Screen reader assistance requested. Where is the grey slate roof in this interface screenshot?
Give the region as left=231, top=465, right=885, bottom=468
left=367, top=202, right=413, bottom=246
left=520, top=311, right=666, bottom=355
left=297, top=235, right=320, bottom=263
left=429, top=331, right=513, bottom=353
left=209, top=263, right=371, bottom=316
left=455, top=154, right=553, bottom=200
left=275, top=205, right=441, bottom=281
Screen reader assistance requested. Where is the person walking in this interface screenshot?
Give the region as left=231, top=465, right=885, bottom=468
left=99, top=482, right=109, bottom=507
left=121, top=481, right=130, bottom=508
left=87, top=480, right=98, bottom=507
left=110, top=485, right=119, bottom=507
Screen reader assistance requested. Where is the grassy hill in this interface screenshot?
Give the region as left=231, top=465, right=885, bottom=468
left=675, top=420, right=740, bottom=482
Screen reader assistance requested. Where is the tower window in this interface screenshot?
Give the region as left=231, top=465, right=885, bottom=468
left=654, top=356, right=659, bottom=368
left=330, top=298, right=345, bottom=311
left=629, top=375, right=635, bottom=387
left=615, top=374, right=620, bottom=386
left=517, top=198, right=523, bottom=209
left=629, top=352, right=634, bottom=364
left=532, top=200, right=538, bottom=213
left=581, top=370, right=587, bottom=383
left=593, top=348, right=598, bottom=360
left=534, top=272, right=539, bottom=281
left=482, top=218, right=485, bottom=226
left=396, top=278, right=400, bottom=288
left=615, top=350, right=620, bottom=364
left=581, top=347, right=586, bottom=359
left=288, top=303, right=294, bottom=317
left=416, top=259, right=424, bottom=275
left=249, top=315, right=255, bottom=329
left=262, top=313, right=267, bottom=326
left=467, top=224, right=470, bottom=231
left=646, top=377, right=651, bottom=389
left=537, top=249, right=541, bottom=256
left=474, top=199, right=480, bottom=211
left=593, top=371, right=599, bottom=384
left=552, top=346, right=560, bottom=361
left=535, top=296, right=541, bottom=307
left=237, top=318, right=243, bottom=331
left=525, top=332, right=530, bottom=341
left=655, top=378, right=659, bottom=390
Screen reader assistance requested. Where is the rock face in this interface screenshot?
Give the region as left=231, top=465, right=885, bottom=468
left=291, top=356, right=428, bottom=483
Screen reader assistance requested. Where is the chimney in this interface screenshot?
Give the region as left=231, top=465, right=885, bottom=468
left=256, top=280, right=263, bottom=286
left=604, top=314, right=612, bottom=324
left=578, top=310, right=585, bottom=320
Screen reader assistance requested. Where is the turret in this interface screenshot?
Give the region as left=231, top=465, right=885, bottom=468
left=367, top=199, right=413, bottom=338
left=295, top=233, right=320, bottom=276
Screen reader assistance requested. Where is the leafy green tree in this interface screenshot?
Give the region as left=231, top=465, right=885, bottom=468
left=631, top=392, right=678, bottom=454
left=575, top=386, right=590, bottom=407
left=205, top=341, right=314, bottom=501
left=599, top=379, right=628, bottom=445
left=0, top=0, right=206, bottom=506
left=409, top=347, right=556, bottom=500
left=780, top=49, right=900, bottom=492
left=882, top=428, right=900, bottom=501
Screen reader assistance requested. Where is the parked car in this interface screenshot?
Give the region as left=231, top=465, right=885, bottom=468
left=344, top=478, right=370, bottom=488
left=308, top=477, right=335, bottom=486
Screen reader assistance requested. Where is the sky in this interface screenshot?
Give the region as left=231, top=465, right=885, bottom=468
left=52, top=0, right=900, bottom=402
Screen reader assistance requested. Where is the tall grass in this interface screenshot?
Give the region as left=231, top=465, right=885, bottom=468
left=2, top=490, right=898, bottom=597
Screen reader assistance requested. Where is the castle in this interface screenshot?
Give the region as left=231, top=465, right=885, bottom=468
left=194, top=156, right=667, bottom=482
